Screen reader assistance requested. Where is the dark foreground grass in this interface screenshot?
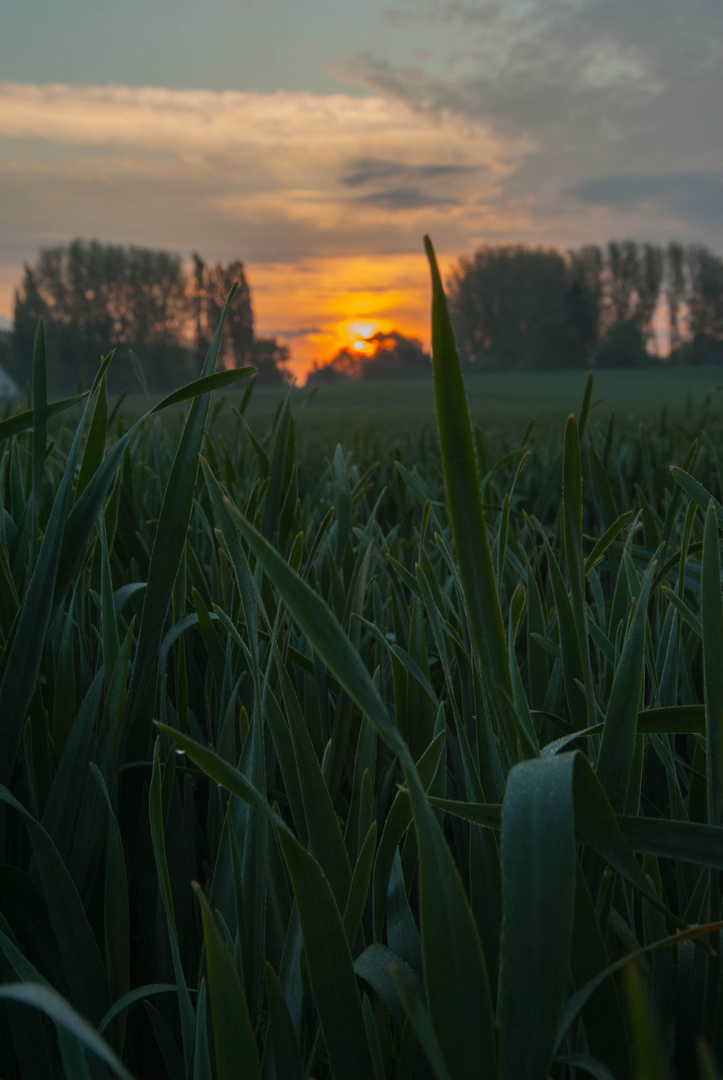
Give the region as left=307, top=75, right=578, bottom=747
left=1, top=264, right=723, bottom=1078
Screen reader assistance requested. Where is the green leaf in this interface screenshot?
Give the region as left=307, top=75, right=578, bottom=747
left=148, top=742, right=196, bottom=1068
left=702, top=500, right=723, bottom=826
left=0, top=388, right=91, bottom=781
left=0, top=391, right=89, bottom=444
left=222, top=499, right=497, bottom=1080
left=126, top=287, right=241, bottom=748
left=0, top=983, right=134, bottom=1080
left=596, top=559, right=655, bottom=812
left=264, top=962, right=303, bottom=1080
left=498, top=754, right=577, bottom=1079
left=562, top=413, right=595, bottom=726
left=424, top=235, right=511, bottom=720
left=151, top=366, right=255, bottom=413
left=193, top=882, right=261, bottom=1080
left=155, top=726, right=375, bottom=1080
left=76, top=376, right=108, bottom=499
left=0, top=783, right=109, bottom=1023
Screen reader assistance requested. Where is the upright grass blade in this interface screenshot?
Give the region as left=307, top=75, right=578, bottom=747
left=76, top=375, right=109, bottom=499
left=264, top=962, right=303, bottom=1080
left=702, top=501, right=723, bottom=827
left=155, top=726, right=375, bottom=1080
left=125, top=287, right=248, bottom=748
left=0, top=784, right=109, bottom=1023
left=596, top=560, right=655, bottom=812
left=226, top=505, right=497, bottom=1080
left=0, top=386, right=92, bottom=782
left=624, top=963, right=674, bottom=1080
left=424, top=235, right=512, bottom=721
left=193, top=882, right=261, bottom=1080
left=563, top=413, right=596, bottom=726
left=31, top=319, right=47, bottom=520
left=148, top=742, right=195, bottom=1068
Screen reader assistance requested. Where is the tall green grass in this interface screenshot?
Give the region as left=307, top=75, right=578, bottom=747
left=1, top=242, right=723, bottom=1078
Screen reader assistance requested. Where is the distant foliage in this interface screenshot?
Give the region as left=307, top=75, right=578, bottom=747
left=12, top=240, right=290, bottom=391
left=308, top=330, right=431, bottom=384
left=594, top=318, right=650, bottom=369
left=449, top=245, right=599, bottom=370
left=449, top=239, right=723, bottom=370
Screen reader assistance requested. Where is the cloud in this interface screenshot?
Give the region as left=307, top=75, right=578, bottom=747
left=0, top=81, right=523, bottom=374
left=333, top=0, right=723, bottom=246
left=353, top=187, right=460, bottom=209
left=0, top=81, right=525, bottom=260
left=341, top=157, right=474, bottom=187
left=569, top=173, right=723, bottom=233
left=3, top=5, right=723, bottom=377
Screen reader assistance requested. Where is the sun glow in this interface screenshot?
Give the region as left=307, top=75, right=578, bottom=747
left=246, top=254, right=439, bottom=382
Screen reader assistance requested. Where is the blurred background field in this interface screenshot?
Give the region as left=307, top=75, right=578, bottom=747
left=199, top=366, right=723, bottom=451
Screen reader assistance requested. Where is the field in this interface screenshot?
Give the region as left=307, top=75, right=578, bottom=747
left=2, top=264, right=723, bottom=1079
left=243, top=366, right=723, bottom=447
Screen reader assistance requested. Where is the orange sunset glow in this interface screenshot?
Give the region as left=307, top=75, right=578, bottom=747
left=247, top=253, right=437, bottom=383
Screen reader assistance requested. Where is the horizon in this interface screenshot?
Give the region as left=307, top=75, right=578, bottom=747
left=2, top=0, right=722, bottom=380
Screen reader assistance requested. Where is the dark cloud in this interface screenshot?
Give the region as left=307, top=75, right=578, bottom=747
left=333, top=0, right=723, bottom=245
left=569, top=173, right=723, bottom=232
left=342, top=157, right=473, bottom=187
left=352, top=185, right=460, bottom=209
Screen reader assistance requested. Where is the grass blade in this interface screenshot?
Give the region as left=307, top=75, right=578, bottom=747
left=424, top=235, right=512, bottom=720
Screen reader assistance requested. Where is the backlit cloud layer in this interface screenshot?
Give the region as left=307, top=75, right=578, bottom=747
left=1, top=0, right=722, bottom=375
left=0, top=81, right=531, bottom=373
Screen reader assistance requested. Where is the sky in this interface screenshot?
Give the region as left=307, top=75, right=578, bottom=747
left=2, top=0, right=723, bottom=379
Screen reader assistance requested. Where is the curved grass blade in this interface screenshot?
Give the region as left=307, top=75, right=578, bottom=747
left=0, top=387, right=91, bottom=781
left=125, top=286, right=241, bottom=747
left=0, top=391, right=89, bottom=443
left=155, top=725, right=375, bottom=1080
left=0, top=983, right=134, bottom=1080
left=424, top=235, right=511, bottom=719
left=670, top=466, right=723, bottom=529
left=556, top=920, right=723, bottom=1053
left=98, top=984, right=178, bottom=1034
left=193, top=882, right=261, bottom=1080
left=226, top=502, right=497, bottom=1080
left=150, top=366, right=255, bottom=413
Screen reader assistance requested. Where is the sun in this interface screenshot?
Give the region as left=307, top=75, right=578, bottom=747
left=344, top=319, right=381, bottom=357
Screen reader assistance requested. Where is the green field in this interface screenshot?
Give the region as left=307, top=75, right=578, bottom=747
left=241, top=366, right=723, bottom=445
left=2, top=284, right=723, bottom=1079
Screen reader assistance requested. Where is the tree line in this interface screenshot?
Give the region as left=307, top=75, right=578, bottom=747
left=3, top=236, right=723, bottom=391
left=307, top=330, right=431, bottom=385
left=448, top=240, right=723, bottom=371
left=1, top=239, right=290, bottom=392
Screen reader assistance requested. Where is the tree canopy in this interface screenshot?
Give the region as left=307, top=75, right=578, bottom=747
left=308, top=330, right=431, bottom=385
left=448, top=239, right=723, bottom=370
left=11, top=239, right=289, bottom=390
